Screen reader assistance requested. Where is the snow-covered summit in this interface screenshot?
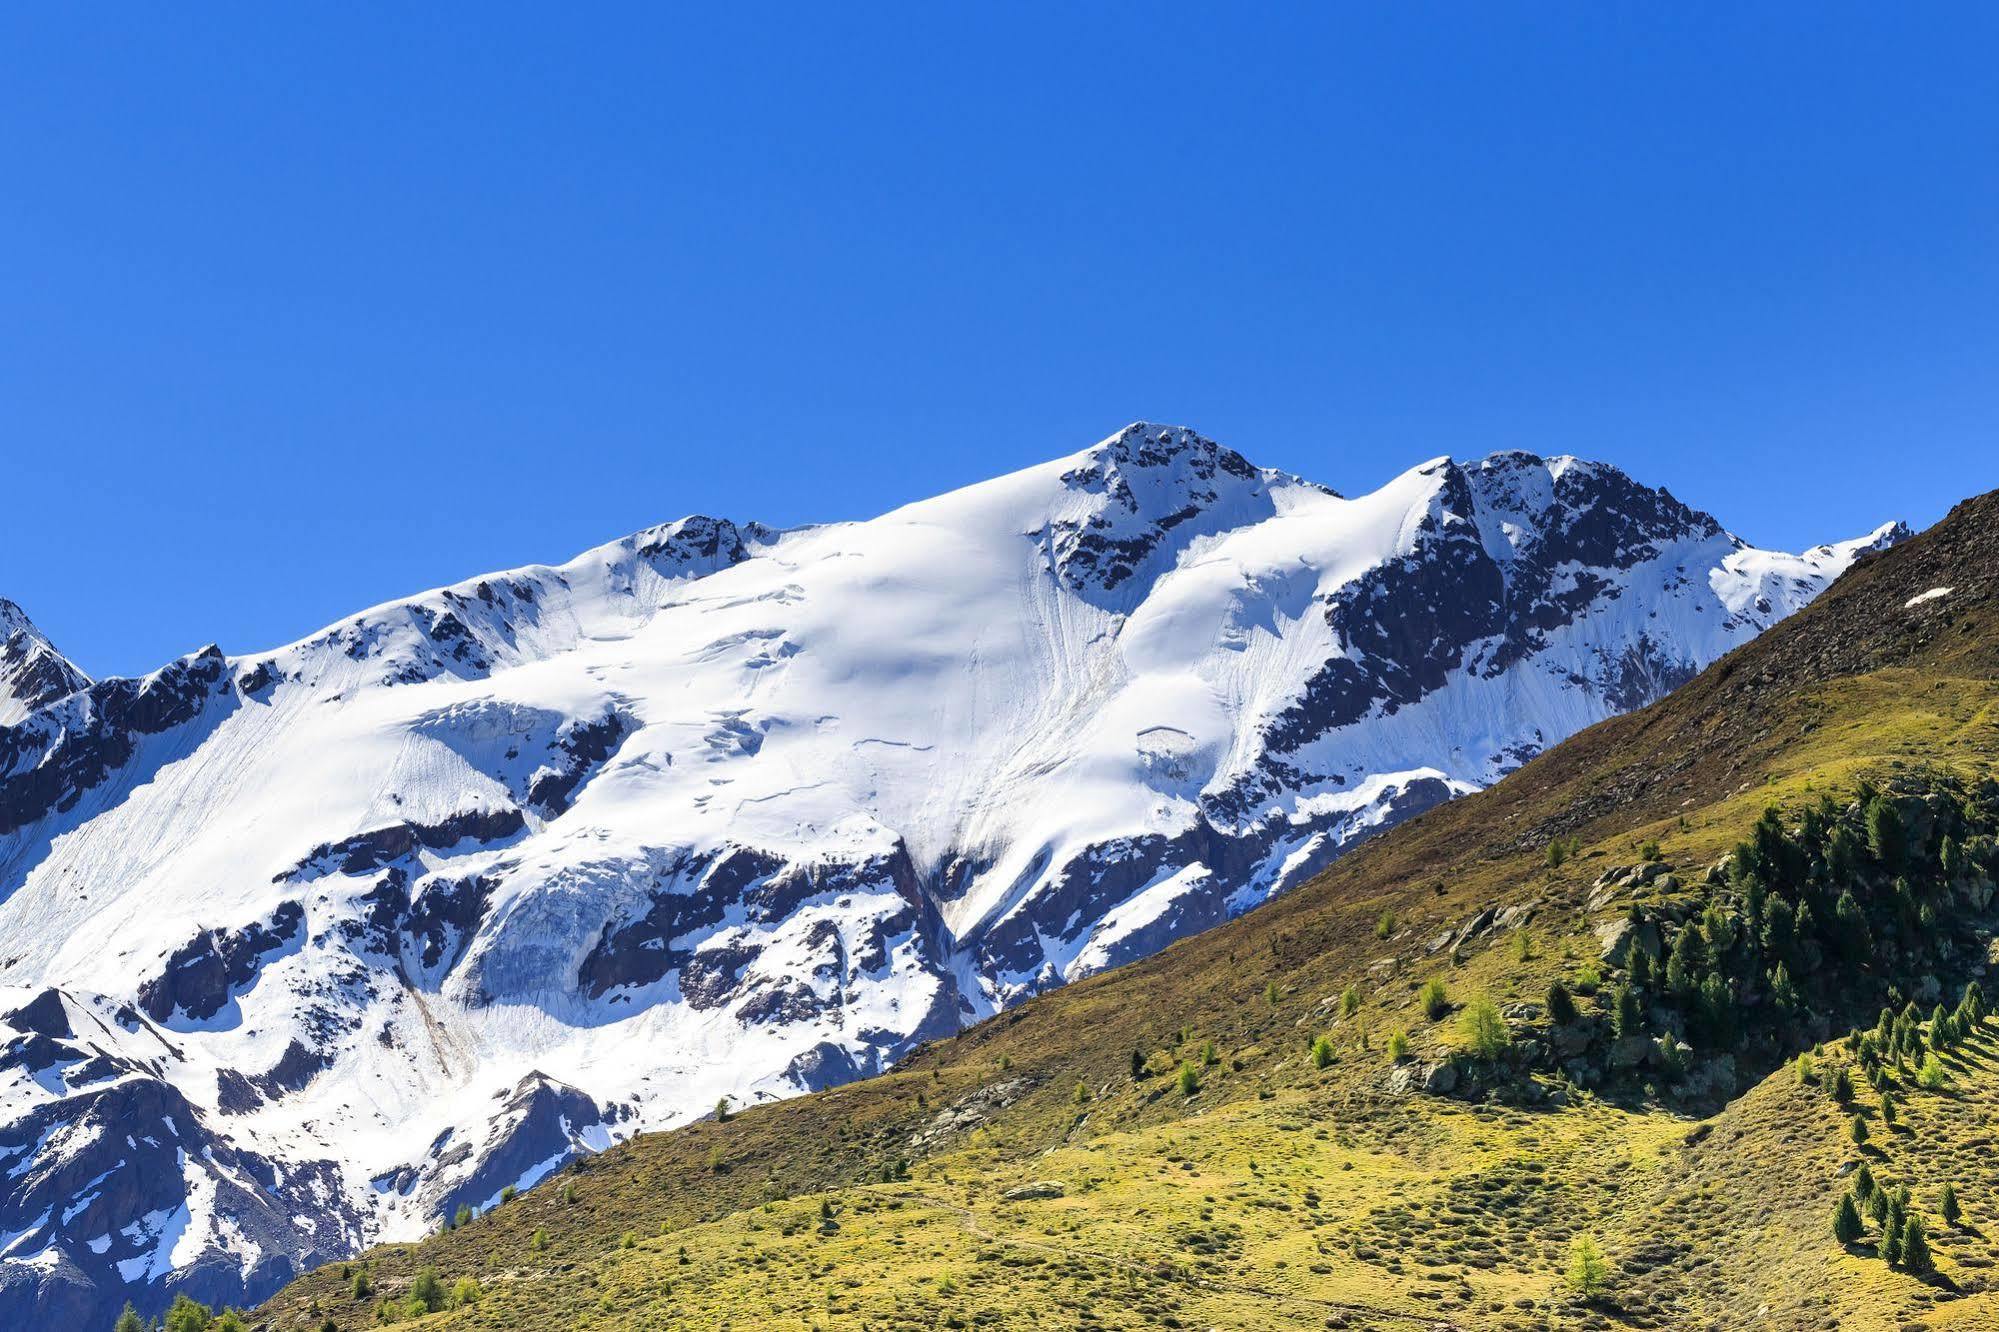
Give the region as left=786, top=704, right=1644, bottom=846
left=0, top=424, right=1903, bottom=1325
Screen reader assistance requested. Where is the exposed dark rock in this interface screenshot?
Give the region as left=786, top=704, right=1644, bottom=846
left=282, top=809, right=525, bottom=880
left=0, top=646, right=232, bottom=837
left=137, top=901, right=304, bottom=1024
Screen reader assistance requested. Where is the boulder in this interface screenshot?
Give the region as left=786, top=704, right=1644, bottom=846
left=1607, top=1036, right=1652, bottom=1070
left=1002, top=1180, right=1066, bottom=1201
left=1551, top=1023, right=1594, bottom=1057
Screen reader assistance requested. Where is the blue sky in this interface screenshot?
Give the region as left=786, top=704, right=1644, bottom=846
left=4, top=5, right=1994, bottom=677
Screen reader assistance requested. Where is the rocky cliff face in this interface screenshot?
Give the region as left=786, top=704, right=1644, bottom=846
left=0, top=600, right=90, bottom=729
left=0, top=424, right=1903, bottom=1325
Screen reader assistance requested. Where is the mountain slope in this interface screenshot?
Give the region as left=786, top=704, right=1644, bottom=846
left=0, top=425, right=1899, bottom=1325
left=250, top=486, right=1999, bottom=1332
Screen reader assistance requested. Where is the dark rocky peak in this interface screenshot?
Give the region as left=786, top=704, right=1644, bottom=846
left=0, top=598, right=90, bottom=724
left=1452, top=451, right=1725, bottom=570
left=628, top=513, right=774, bottom=574
left=419, top=1071, right=621, bottom=1223
left=0, top=645, right=234, bottom=838
left=1048, top=424, right=1308, bottom=604
left=1061, top=422, right=1279, bottom=512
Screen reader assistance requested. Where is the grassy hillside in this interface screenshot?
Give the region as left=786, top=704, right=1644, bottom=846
left=243, top=490, right=1999, bottom=1332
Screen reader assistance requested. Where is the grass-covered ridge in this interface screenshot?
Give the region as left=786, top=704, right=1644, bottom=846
left=224, top=490, right=1999, bottom=1332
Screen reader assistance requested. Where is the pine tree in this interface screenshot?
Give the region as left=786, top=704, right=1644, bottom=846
left=1878, top=1214, right=1903, bottom=1265
left=114, top=1305, right=146, bottom=1332
left=1699, top=971, right=1736, bottom=1044
left=1665, top=926, right=1703, bottom=997
left=1941, top=1182, right=1962, bottom=1226
left=1627, top=947, right=1653, bottom=990
left=164, top=1295, right=214, bottom=1332
left=1901, top=1214, right=1934, bottom=1274
left=1867, top=796, right=1906, bottom=873
left=1834, top=890, right=1871, bottom=962
left=1879, top=1090, right=1897, bottom=1128
left=1833, top=1193, right=1864, bottom=1245
left=1264, top=980, right=1281, bottom=1008
left=1131, top=1048, right=1147, bottom=1079
left=1611, top=984, right=1642, bottom=1039
left=1852, top=1163, right=1875, bottom=1201
left=1762, top=897, right=1795, bottom=963
left=1546, top=982, right=1578, bottom=1026
left=1850, top=1114, right=1869, bottom=1148
left=1655, top=1031, right=1688, bottom=1081
left=1832, top=1065, right=1854, bottom=1103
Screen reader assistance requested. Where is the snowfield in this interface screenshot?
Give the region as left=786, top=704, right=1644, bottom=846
left=0, top=423, right=1903, bottom=1324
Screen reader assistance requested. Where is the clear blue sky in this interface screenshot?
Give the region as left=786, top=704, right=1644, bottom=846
left=4, top=5, right=1994, bottom=677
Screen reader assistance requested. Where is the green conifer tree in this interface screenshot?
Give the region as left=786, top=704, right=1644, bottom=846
left=1833, top=1193, right=1863, bottom=1245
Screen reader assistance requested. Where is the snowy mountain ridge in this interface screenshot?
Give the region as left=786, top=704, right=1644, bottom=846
left=0, top=424, right=1905, bottom=1325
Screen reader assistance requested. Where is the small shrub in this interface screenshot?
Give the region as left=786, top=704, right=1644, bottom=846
left=1375, top=909, right=1396, bottom=940
left=450, top=1278, right=482, bottom=1308
left=1566, top=1233, right=1611, bottom=1296
left=1387, top=1028, right=1410, bottom=1061
left=408, top=1268, right=445, bottom=1314
left=1176, top=1063, right=1200, bottom=1096
left=1458, top=996, right=1509, bottom=1058
left=1339, top=985, right=1360, bottom=1018
left=1916, top=1053, right=1950, bottom=1091
left=1420, top=977, right=1450, bottom=1020
left=531, top=1227, right=549, bottom=1252
left=1310, top=1034, right=1335, bottom=1069
left=1638, top=840, right=1663, bottom=862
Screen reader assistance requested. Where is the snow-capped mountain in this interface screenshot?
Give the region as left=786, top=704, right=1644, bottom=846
left=0, top=424, right=1905, bottom=1325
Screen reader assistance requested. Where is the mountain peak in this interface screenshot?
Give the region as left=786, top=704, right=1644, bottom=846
left=0, top=598, right=90, bottom=727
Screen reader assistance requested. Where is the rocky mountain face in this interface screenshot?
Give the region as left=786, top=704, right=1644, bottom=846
left=0, top=599, right=90, bottom=728
left=0, top=424, right=1903, bottom=1325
